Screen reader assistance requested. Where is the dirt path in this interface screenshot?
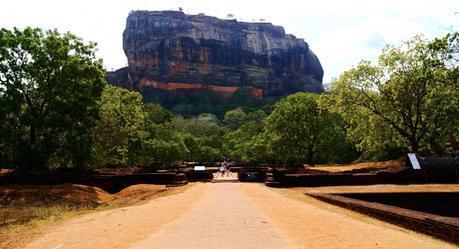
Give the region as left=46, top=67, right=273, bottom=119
left=242, top=184, right=455, bottom=249
left=23, top=183, right=454, bottom=249
left=130, top=183, right=296, bottom=249
left=24, top=184, right=209, bottom=249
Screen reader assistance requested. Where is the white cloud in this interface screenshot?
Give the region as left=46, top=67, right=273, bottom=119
left=313, top=15, right=428, bottom=82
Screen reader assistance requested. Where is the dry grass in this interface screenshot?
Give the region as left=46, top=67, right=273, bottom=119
left=307, top=158, right=406, bottom=173
left=290, top=184, right=459, bottom=194
left=0, top=183, right=188, bottom=248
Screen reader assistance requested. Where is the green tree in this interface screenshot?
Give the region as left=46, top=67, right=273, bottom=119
left=141, top=135, right=187, bottom=166
left=223, top=108, right=247, bottom=130
left=222, top=110, right=267, bottom=162
left=172, top=115, right=224, bottom=162
left=319, top=93, right=405, bottom=161
left=264, top=93, right=352, bottom=165
left=328, top=33, right=459, bottom=154
left=143, top=103, right=173, bottom=125
left=178, top=132, right=220, bottom=162
left=0, top=27, right=106, bottom=170
left=140, top=103, right=186, bottom=166
left=93, top=85, right=146, bottom=167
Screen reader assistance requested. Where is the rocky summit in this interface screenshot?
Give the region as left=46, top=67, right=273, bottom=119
left=108, top=10, right=324, bottom=114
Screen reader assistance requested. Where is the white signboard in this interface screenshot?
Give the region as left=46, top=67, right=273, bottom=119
left=408, top=153, right=421, bottom=170
left=194, top=166, right=206, bottom=171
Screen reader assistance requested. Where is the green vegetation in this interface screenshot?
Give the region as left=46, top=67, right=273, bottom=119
left=143, top=86, right=276, bottom=118
left=324, top=33, right=459, bottom=159
left=173, top=113, right=224, bottom=162
left=223, top=109, right=268, bottom=163
left=0, top=27, right=457, bottom=170
left=93, top=85, right=187, bottom=167
left=94, top=85, right=147, bottom=166
left=264, top=93, right=356, bottom=165
left=0, top=27, right=105, bottom=171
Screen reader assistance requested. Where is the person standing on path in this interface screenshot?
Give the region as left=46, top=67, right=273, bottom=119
left=222, top=157, right=232, bottom=177
left=225, top=162, right=232, bottom=177
left=219, top=164, right=226, bottom=177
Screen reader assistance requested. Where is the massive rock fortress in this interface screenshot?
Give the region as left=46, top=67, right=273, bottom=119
left=109, top=10, right=324, bottom=98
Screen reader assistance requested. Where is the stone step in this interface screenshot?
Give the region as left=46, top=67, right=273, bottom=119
left=212, top=179, right=240, bottom=183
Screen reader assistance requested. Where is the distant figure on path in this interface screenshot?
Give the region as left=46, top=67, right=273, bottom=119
left=219, top=164, right=226, bottom=177
left=222, top=157, right=232, bottom=177
left=225, top=164, right=233, bottom=177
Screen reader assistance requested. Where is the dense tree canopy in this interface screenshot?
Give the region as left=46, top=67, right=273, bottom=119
left=172, top=114, right=224, bottom=162
left=263, top=93, right=355, bottom=165
left=93, top=85, right=146, bottom=166
left=223, top=108, right=247, bottom=131
left=141, top=103, right=187, bottom=166
left=327, top=33, right=459, bottom=155
left=93, top=86, right=187, bottom=167
left=222, top=109, right=267, bottom=162
left=0, top=27, right=106, bottom=170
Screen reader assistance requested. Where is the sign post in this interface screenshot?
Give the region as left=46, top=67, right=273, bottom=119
left=194, top=166, right=206, bottom=171
left=408, top=153, right=421, bottom=170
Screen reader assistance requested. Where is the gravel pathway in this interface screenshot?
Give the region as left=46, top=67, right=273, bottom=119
left=130, top=183, right=297, bottom=249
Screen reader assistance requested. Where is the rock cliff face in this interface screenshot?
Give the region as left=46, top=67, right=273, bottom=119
left=109, top=10, right=324, bottom=100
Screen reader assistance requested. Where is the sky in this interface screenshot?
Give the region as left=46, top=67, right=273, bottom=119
left=1, top=0, right=458, bottom=83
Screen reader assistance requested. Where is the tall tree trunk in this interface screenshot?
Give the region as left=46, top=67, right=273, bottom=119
left=307, top=148, right=314, bottom=166
left=410, top=139, right=419, bottom=153
left=29, top=124, right=37, bottom=169
left=18, top=124, right=38, bottom=171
